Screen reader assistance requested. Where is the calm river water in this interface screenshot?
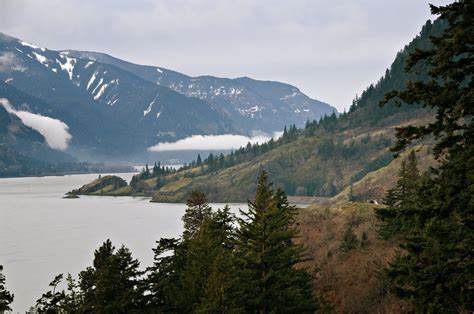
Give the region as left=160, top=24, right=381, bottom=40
left=0, top=173, right=246, bottom=312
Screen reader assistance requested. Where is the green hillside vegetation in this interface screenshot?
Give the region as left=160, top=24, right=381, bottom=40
left=73, top=18, right=443, bottom=203
left=32, top=1, right=473, bottom=312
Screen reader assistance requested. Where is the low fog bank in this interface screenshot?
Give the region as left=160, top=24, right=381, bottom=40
left=148, top=132, right=283, bottom=152
left=0, top=98, right=72, bottom=150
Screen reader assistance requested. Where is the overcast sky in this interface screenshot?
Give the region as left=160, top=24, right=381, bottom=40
left=1, top=0, right=453, bottom=111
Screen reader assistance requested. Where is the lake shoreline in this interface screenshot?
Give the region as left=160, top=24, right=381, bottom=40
left=0, top=173, right=247, bottom=312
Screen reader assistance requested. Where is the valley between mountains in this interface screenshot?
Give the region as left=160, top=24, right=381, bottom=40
left=71, top=20, right=441, bottom=204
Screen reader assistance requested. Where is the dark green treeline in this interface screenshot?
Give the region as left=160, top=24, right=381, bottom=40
left=376, top=1, right=473, bottom=312
left=34, top=171, right=321, bottom=313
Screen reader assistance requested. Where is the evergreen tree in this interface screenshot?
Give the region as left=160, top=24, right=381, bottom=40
left=0, top=265, right=14, bottom=313
left=233, top=171, right=318, bottom=313
left=36, top=274, right=66, bottom=313
left=395, top=150, right=419, bottom=208
left=182, top=191, right=212, bottom=239
left=62, top=274, right=81, bottom=313
left=206, top=153, right=215, bottom=172
left=196, top=205, right=239, bottom=313
left=79, top=239, right=143, bottom=313
left=219, top=153, right=225, bottom=169
left=196, top=154, right=202, bottom=166
left=146, top=204, right=237, bottom=313
left=181, top=205, right=237, bottom=313
left=376, top=151, right=420, bottom=238
left=339, top=226, right=359, bottom=253
left=144, top=164, right=150, bottom=177
left=146, top=237, right=184, bottom=312
left=153, top=162, right=159, bottom=177
left=378, top=1, right=474, bottom=311
left=348, top=184, right=355, bottom=202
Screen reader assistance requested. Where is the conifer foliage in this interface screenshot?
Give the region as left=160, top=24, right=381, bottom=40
left=33, top=172, right=320, bottom=313
left=0, top=265, right=14, bottom=313
left=233, top=171, right=317, bottom=313
left=376, top=150, right=420, bottom=239
left=377, top=1, right=474, bottom=311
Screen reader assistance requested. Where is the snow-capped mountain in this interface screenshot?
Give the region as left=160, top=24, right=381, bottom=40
left=0, top=32, right=336, bottom=160
left=0, top=33, right=235, bottom=160
left=66, top=50, right=337, bottom=131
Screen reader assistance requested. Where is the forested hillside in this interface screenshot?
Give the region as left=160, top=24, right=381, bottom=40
left=4, top=1, right=471, bottom=313
left=74, top=19, right=443, bottom=202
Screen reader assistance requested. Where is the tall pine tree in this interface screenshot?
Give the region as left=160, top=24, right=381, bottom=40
left=233, top=171, right=318, bottom=313
left=78, top=240, right=143, bottom=313
left=182, top=191, right=212, bottom=240
left=378, top=1, right=474, bottom=311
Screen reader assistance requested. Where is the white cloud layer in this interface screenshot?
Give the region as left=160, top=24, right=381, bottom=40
left=148, top=132, right=282, bottom=152
left=0, top=98, right=72, bottom=150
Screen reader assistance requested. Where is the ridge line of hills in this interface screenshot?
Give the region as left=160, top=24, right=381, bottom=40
left=72, top=19, right=444, bottom=203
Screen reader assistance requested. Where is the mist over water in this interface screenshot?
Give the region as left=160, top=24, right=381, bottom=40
left=0, top=173, right=246, bottom=312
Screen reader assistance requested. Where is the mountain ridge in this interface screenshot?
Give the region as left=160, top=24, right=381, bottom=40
left=70, top=19, right=442, bottom=202
left=0, top=32, right=336, bottom=163
left=65, top=49, right=336, bottom=131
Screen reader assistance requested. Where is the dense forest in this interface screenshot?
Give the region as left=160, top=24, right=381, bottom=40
left=1, top=1, right=472, bottom=312
left=374, top=1, right=473, bottom=311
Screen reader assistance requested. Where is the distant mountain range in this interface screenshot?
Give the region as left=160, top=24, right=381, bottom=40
left=0, top=32, right=336, bottom=165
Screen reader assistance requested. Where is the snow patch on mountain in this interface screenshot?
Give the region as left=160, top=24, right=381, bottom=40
left=92, top=78, right=119, bottom=100
left=213, top=86, right=225, bottom=96
left=57, top=55, right=76, bottom=80
left=156, top=67, right=163, bottom=73
left=85, top=61, right=94, bottom=68
left=229, top=87, right=242, bottom=95
left=20, top=40, right=45, bottom=51
left=237, top=105, right=264, bottom=118
left=144, top=99, right=156, bottom=116
left=92, top=78, right=104, bottom=95
left=32, top=51, right=48, bottom=66
left=93, top=82, right=108, bottom=100
left=280, top=90, right=299, bottom=100
left=87, top=71, right=98, bottom=90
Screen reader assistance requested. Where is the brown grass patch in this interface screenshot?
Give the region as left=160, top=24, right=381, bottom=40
left=296, top=202, right=410, bottom=313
